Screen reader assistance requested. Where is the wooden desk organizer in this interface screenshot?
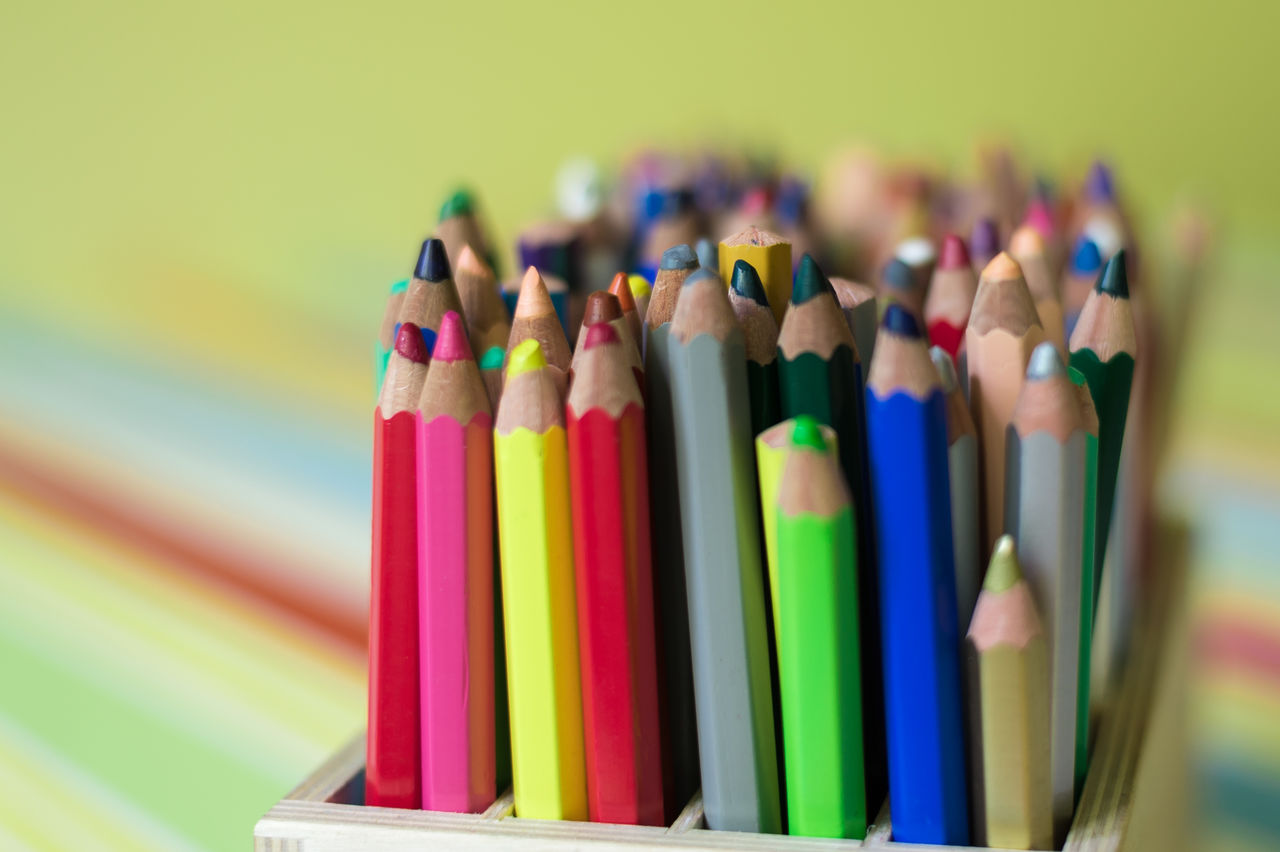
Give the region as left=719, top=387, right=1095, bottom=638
left=255, top=523, right=1186, bottom=852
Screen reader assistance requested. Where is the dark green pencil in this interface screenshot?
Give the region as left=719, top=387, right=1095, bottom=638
left=728, top=260, right=780, bottom=438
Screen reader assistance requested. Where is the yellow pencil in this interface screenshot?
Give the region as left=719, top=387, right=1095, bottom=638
left=493, top=338, right=587, bottom=821
left=718, top=225, right=792, bottom=325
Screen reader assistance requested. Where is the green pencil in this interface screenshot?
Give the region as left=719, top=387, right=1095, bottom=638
left=1068, top=250, right=1136, bottom=609
left=1069, top=367, right=1099, bottom=798
left=774, top=416, right=865, bottom=838
left=728, top=259, right=780, bottom=438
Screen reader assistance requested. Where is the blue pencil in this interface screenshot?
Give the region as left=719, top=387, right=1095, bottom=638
left=864, top=304, right=969, bottom=845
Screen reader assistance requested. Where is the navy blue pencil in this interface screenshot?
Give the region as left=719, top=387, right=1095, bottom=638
left=864, top=304, right=969, bottom=845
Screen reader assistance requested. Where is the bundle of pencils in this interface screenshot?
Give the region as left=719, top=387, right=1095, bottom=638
left=366, top=144, right=1153, bottom=851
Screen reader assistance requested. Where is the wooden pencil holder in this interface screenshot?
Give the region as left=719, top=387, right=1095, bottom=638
left=255, top=522, right=1187, bottom=852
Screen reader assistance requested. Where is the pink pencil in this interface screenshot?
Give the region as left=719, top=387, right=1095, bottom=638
left=416, top=310, right=496, bottom=812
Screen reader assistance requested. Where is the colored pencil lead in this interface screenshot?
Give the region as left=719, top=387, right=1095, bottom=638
left=439, top=188, right=475, bottom=220
left=985, top=535, right=1019, bottom=592
left=939, top=234, right=970, bottom=270
left=792, top=254, right=830, bottom=304
left=1085, top=160, right=1114, bottom=203
left=882, top=302, right=920, bottom=337
left=507, top=337, right=545, bottom=376
left=730, top=260, right=770, bottom=307
left=881, top=258, right=914, bottom=294
left=582, top=291, right=622, bottom=326
left=479, top=345, right=504, bottom=370
left=396, top=321, right=430, bottom=364
left=970, top=218, right=1000, bottom=260
left=1097, top=249, right=1129, bottom=298
left=696, top=237, right=719, bottom=272
left=416, top=237, right=452, bottom=282
left=789, top=414, right=825, bottom=450
left=661, top=243, right=699, bottom=270
left=628, top=274, right=651, bottom=299
left=609, top=272, right=637, bottom=312
left=1071, top=237, right=1103, bottom=275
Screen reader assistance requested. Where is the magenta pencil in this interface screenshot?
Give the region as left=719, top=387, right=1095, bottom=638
left=416, top=310, right=496, bottom=812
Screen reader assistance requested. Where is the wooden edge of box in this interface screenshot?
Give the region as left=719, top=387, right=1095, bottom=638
left=255, top=522, right=1188, bottom=851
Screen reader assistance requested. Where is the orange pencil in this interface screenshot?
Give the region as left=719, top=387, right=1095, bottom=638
left=609, top=271, right=644, bottom=346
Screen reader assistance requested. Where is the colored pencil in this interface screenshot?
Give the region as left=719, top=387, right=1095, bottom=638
left=571, top=291, right=643, bottom=389
left=879, top=256, right=923, bottom=320
left=829, top=276, right=878, bottom=368
left=609, top=271, right=644, bottom=347
left=479, top=346, right=505, bottom=415
left=376, top=278, right=408, bottom=389
left=438, top=188, right=497, bottom=277
left=628, top=273, right=652, bottom=334
left=1004, top=342, right=1089, bottom=840
left=865, top=303, right=969, bottom=845
left=924, top=234, right=978, bottom=361
left=778, top=254, right=887, bottom=819
left=518, top=220, right=582, bottom=292
left=567, top=323, right=665, bottom=826
left=891, top=235, right=935, bottom=315
left=503, top=270, right=570, bottom=338
left=1010, top=225, right=1066, bottom=352
left=774, top=416, right=866, bottom=839
left=507, top=266, right=572, bottom=399
left=754, top=417, right=839, bottom=641
left=455, top=244, right=511, bottom=354
left=668, top=268, right=781, bottom=834
left=643, top=243, right=701, bottom=818
left=1069, top=250, right=1136, bottom=610
left=640, top=207, right=701, bottom=281
left=416, top=311, right=495, bottom=813
left=727, top=260, right=780, bottom=438
left=493, top=338, right=587, bottom=821
left=1068, top=366, right=1100, bottom=797
left=368, top=322, right=431, bottom=809
left=931, top=346, right=981, bottom=628
left=969, top=217, right=1001, bottom=272
left=965, top=535, right=1052, bottom=851
left=695, top=236, right=719, bottom=273
left=718, top=225, right=792, bottom=325
left=398, top=238, right=464, bottom=355
left=1061, top=237, right=1103, bottom=341
left=965, top=252, right=1047, bottom=553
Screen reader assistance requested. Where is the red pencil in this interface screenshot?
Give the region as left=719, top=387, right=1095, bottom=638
left=924, top=234, right=977, bottom=360
left=566, top=322, right=665, bottom=826
left=368, top=322, right=430, bottom=809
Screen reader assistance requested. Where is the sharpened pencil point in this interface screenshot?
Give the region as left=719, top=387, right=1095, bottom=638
left=1027, top=341, right=1066, bottom=379
left=583, top=322, right=620, bottom=350
left=438, top=188, right=474, bottom=221
left=1086, top=160, right=1115, bottom=203
left=982, top=251, right=1023, bottom=282
left=882, top=302, right=921, bottom=338
left=628, top=274, right=651, bottom=299
left=730, top=260, right=770, bottom=307
left=1009, top=225, right=1045, bottom=257
left=390, top=278, right=409, bottom=295
left=506, top=338, right=546, bottom=377
left=1070, top=237, right=1103, bottom=275
left=696, top=238, right=718, bottom=272
left=515, top=266, right=553, bottom=317
left=583, top=290, right=622, bottom=325
left=479, top=346, right=505, bottom=370
left=881, top=258, right=914, bottom=292
left=789, top=415, right=827, bottom=451
left=1096, top=250, right=1129, bottom=299
left=608, top=272, right=636, bottom=311
left=683, top=268, right=719, bottom=288
left=432, top=311, right=472, bottom=362
left=930, top=346, right=959, bottom=393
left=660, top=244, right=699, bottom=271
left=415, top=238, right=452, bottom=282
left=394, top=321, right=430, bottom=364
left=792, top=254, right=830, bottom=304
left=970, top=218, right=1000, bottom=258
left=456, top=244, right=492, bottom=278
left=896, top=236, right=936, bottom=267
left=1024, top=198, right=1055, bottom=237
left=939, top=234, right=970, bottom=270
left=985, top=535, right=1022, bottom=592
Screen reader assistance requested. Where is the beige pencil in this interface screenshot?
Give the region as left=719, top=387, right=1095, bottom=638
left=506, top=267, right=571, bottom=399
left=1010, top=226, right=1065, bottom=353
left=966, top=535, right=1052, bottom=851
left=455, top=245, right=511, bottom=354
left=965, top=252, right=1046, bottom=552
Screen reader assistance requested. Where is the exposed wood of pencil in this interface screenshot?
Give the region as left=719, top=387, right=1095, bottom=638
left=1005, top=343, right=1090, bottom=842
left=924, top=235, right=978, bottom=360
left=506, top=266, right=571, bottom=397
left=669, top=270, right=781, bottom=834
left=399, top=240, right=465, bottom=346
left=1010, top=225, right=1066, bottom=352
left=378, top=281, right=407, bottom=350
left=455, top=245, right=511, bottom=353
left=966, top=536, right=1052, bottom=850
left=965, top=251, right=1047, bottom=554
left=571, top=291, right=642, bottom=385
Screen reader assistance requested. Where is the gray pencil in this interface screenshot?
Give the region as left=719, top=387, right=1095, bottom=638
left=1004, top=342, right=1090, bottom=843
left=669, top=268, right=782, bottom=834
left=644, top=243, right=702, bottom=820
left=931, top=346, right=982, bottom=628
left=830, top=276, right=879, bottom=367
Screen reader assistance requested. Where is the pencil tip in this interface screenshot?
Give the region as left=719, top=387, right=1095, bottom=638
left=432, top=311, right=472, bottom=362
left=506, top=338, right=546, bottom=377
left=1026, top=341, right=1066, bottom=379
left=730, top=260, right=770, bottom=307
left=628, top=273, right=652, bottom=299
left=394, top=321, right=430, bottom=364
left=1085, top=160, right=1115, bottom=203
left=660, top=243, right=699, bottom=271
left=1097, top=250, right=1129, bottom=298
left=882, top=302, right=921, bottom=338
left=1023, top=198, right=1055, bottom=237
left=970, top=217, right=1000, bottom=258
left=479, top=346, right=505, bottom=370
left=438, top=188, right=474, bottom=221
left=1070, top=236, right=1103, bottom=275
left=985, top=535, right=1022, bottom=592
left=583, top=322, right=620, bottom=350
left=695, top=238, right=719, bottom=273
left=683, top=268, right=719, bottom=287
left=607, top=272, right=636, bottom=311
left=792, top=254, right=831, bottom=304
left=789, top=415, right=827, bottom=451
left=938, top=234, right=970, bottom=270
left=1009, top=225, right=1044, bottom=256
left=881, top=257, right=914, bottom=292
left=929, top=346, right=959, bottom=393
left=515, top=266, right=553, bottom=317
left=415, top=238, right=451, bottom=282
left=583, top=290, right=622, bottom=325
left=981, top=251, right=1023, bottom=282
left=895, top=235, right=936, bottom=267
left=456, top=244, right=492, bottom=278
